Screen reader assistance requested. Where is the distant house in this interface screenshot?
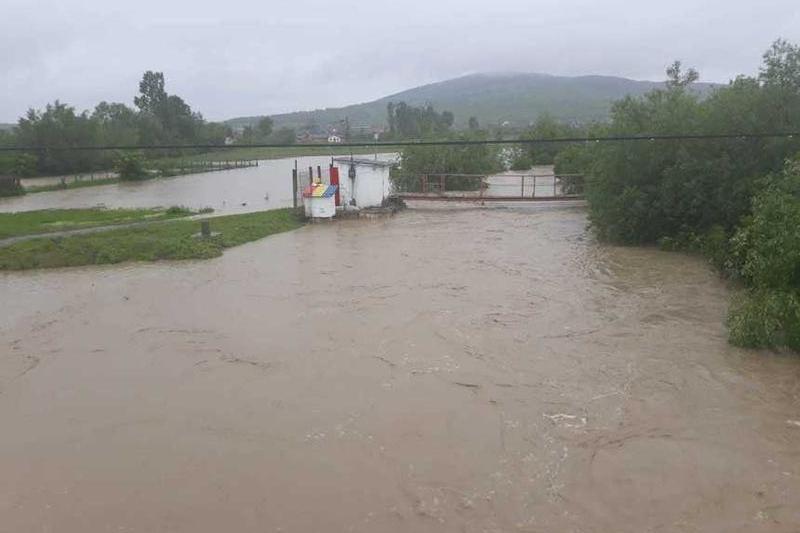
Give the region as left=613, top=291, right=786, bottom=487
left=327, top=135, right=343, bottom=144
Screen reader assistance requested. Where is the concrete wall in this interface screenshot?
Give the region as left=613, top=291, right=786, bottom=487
left=339, top=164, right=392, bottom=208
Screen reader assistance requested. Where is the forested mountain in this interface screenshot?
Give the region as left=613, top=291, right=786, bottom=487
left=227, top=72, right=719, bottom=131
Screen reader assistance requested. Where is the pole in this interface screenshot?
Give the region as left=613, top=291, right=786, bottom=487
left=292, top=168, right=298, bottom=209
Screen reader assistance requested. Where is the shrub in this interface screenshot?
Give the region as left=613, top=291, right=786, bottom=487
left=0, top=176, right=24, bottom=197
left=729, top=289, right=800, bottom=350
left=165, top=206, right=192, bottom=216
left=730, top=164, right=800, bottom=289
left=115, top=153, right=149, bottom=181
left=727, top=160, right=800, bottom=350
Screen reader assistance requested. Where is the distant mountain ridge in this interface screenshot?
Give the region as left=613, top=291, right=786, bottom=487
left=226, top=72, right=720, bottom=131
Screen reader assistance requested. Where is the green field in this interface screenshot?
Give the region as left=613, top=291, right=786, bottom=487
left=0, top=208, right=303, bottom=270
left=155, top=145, right=386, bottom=163
left=0, top=207, right=195, bottom=239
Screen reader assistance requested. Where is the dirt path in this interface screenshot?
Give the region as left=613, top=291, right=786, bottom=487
left=1, top=204, right=798, bottom=532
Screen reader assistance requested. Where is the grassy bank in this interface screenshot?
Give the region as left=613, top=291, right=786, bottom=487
left=0, top=208, right=303, bottom=270
left=0, top=207, right=195, bottom=239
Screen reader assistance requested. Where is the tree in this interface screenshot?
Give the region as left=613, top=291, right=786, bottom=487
left=759, top=39, right=800, bottom=88
left=132, top=71, right=202, bottom=145
left=134, top=71, right=167, bottom=114
left=393, top=130, right=501, bottom=192
left=257, top=117, right=274, bottom=138
left=513, top=114, right=584, bottom=167
left=584, top=40, right=800, bottom=245
left=468, top=116, right=480, bottom=131
left=115, top=153, right=148, bottom=180
left=386, top=102, right=455, bottom=139
left=271, top=127, right=296, bottom=145
left=16, top=100, right=101, bottom=174
left=12, top=154, right=38, bottom=177
left=665, top=60, right=699, bottom=89
left=93, top=101, right=140, bottom=146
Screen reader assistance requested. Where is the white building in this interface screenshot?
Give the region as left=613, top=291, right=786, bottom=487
left=332, top=157, right=394, bottom=209
left=327, top=135, right=343, bottom=144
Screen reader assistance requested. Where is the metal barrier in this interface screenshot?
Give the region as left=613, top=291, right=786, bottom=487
left=395, top=172, right=584, bottom=202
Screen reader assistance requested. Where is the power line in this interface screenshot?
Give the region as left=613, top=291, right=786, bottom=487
left=0, top=132, right=797, bottom=152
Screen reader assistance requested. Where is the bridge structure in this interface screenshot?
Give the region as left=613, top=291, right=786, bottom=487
left=392, top=170, right=585, bottom=203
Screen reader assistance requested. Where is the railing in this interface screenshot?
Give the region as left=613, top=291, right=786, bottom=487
left=395, top=172, right=584, bottom=201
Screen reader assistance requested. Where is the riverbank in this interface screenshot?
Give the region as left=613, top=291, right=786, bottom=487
left=0, top=207, right=195, bottom=239
left=0, top=208, right=303, bottom=270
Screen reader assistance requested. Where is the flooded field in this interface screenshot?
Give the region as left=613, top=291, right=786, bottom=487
left=0, top=154, right=394, bottom=215
left=1, top=204, right=799, bottom=532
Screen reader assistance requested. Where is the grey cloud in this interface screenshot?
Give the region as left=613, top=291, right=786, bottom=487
left=1, top=0, right=798, bottom=122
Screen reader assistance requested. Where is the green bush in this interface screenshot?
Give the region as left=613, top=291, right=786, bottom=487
left=729, top=289, right=800, bottom=350
left=393, top=132, right=501, bottom=192
left=727, top=160, right=800, bottom=350
left=586, top=44, right=800, bottom=245
left=730, top=164, right=800, bottom=289
left=0, top=177, right=24, bottom=197
left=115, top=153, right=149, bottom=181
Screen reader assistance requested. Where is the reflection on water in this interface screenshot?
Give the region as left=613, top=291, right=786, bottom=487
left=1, top=204, right=799, bottom=532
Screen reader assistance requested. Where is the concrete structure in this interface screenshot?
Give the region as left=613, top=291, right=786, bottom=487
left=303, top=183, right=337, bottom=219
left=327, top=135, right=343, bottom=144
left=332, top=158, right=394, bottom=209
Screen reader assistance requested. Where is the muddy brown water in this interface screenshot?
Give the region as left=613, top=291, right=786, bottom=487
left=1, top=204, right=799, bottom=532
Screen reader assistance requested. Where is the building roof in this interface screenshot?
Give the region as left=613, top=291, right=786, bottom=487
left=303, top=183, right=338, bottom=198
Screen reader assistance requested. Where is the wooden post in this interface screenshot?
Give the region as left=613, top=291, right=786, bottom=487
left=292, top=168, right=298, bottom=209
left=317, top=165, right=322, bottom=181
left=308, top=166, right=314, bottom=185
left=520, top=175, right=524, bottom=198
left=532, top=175, right=537, bottom=198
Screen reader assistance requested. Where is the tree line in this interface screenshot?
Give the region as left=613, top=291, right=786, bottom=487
left=564, top=39, right=800, bottom=351
left=0, top=71, right=283, bottom=177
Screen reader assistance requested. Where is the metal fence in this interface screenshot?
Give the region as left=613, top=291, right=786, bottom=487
left=395, top=172, right=584, bottom=202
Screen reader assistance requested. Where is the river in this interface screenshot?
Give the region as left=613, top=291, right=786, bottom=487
left=1, top=204, right=799, bottom=532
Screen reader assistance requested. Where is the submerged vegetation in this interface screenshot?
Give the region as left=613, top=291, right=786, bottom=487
left=0, top=208, right=303, bottom=270
left=570, top=39, right=800, bottom=351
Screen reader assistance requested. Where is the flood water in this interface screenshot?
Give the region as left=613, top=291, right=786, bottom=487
left=1, top=204, right=799, bottom=532
left=0, top=154, right=394, bottom=215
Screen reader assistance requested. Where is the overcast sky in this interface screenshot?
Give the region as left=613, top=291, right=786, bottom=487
left=2, top=0, right=799, bottom=122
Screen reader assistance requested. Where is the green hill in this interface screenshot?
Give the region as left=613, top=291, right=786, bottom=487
left=227, top=72, right=719, bottom=131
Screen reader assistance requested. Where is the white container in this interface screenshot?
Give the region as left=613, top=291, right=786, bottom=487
left=307, top=195, right=336, bottom=218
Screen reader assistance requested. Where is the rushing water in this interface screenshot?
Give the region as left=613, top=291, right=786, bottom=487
left=1, top=204, right=799, bottom=532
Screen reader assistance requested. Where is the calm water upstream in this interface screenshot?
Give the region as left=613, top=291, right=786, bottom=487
left=1, top=204, right=799, bottom=532
left=0, top=154, right=394, bottom=215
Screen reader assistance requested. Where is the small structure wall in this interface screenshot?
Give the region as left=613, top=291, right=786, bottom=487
left=334, top=158, right=393, bottom=209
